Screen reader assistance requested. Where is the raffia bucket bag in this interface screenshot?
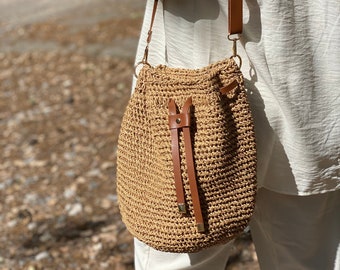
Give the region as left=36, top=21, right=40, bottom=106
left=117, top=0, right=257, bottom=253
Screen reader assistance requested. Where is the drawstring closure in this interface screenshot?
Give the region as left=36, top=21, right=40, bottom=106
left=168, top=98, right=205, bottom=233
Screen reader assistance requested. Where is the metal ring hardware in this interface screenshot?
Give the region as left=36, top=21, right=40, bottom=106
left=228, top=34, right=242, bottom=69
left=134, top=61, right=151, bottom=78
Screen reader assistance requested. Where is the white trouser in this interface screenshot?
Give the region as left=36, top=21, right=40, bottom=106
left=134, top=188, right=340, bottom=270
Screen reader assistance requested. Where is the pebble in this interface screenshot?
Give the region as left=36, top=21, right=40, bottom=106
left=40, top=232, right=53, bottom=242
left=84, top=205, right=93, bottom=214
left=0, top=183, right=6, bottom=191
left=100, top=262, right=109, bottom=268
left=87, top=169, right=101, bottom=177
left=80, top=230, right=93, bottom=237
left=27, top=222, right=37, bottom=231
left=5, top=178, right=15, bottom=186
left=92, top=243, right=102, bottom=252
left=29, top=160, right=47, bottom=167
left=56, top=215, right=67, bottom=225
left=48, top=197, right=58, bottom=206
left=63, top=152, right=75, bottom=161
left=35, top=251, right=50, bottom=261
left=25, top=176, right=39, bottom=186
left=66, top=203, right=83, bottom=216
left=63, top=79, right=73, bottom=87
left=65, top=170, right=76, bottom=178
left=117, top=243, right=129, bottom=252
left=24, top=193, right=38, bottom=204
left=101, top=161, right=115, bottom=170
left=63, top=186, right=76, bottom=199
left=76, top=176, right=86, bottom=184
left=37, top=223, right=49, bottom=234
left=88, top=181, right=99, bottom=191
left=100, top=199, right=111, bottom=209
left=5, top=194, right=15, bottom=203
left=7, top=220, right=18, bottom=228
left=79, top=118, right=88, bottom=126
left=107, top=194, right=118, bottom=202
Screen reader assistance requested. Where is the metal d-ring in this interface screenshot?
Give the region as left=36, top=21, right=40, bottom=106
left=134, top=61, right=151, bottom=78
left=134, top=45, right=152, bottom=77
left=231, top=54, right=242, bottom=69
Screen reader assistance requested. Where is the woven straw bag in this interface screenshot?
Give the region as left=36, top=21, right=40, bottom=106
left=117, top=0, right=257, bottom=253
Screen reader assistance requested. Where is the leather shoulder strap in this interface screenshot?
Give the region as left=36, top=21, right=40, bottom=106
left=136, top=0, right=244, bottom=70
left=147, top=0, right=243, bottom=43
left=146, top=0, right=159, bottom=44
left=228, top=0, right=243, bottom=35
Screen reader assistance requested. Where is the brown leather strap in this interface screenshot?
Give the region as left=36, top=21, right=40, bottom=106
left=228, top=0, right=243, bottom=35
left=147, top=0, right=243, bottom=45
left=220, top=79, right=239, bottom=95
left=181, top=99, right=205, bottom=233
left=168, top=98, right=205, bottom=233
left=147, top=0, right=159, bottom=44
left=168, top=99, right=187, bottom=214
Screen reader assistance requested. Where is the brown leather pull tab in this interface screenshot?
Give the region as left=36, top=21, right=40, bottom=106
left=168, top=98, right=205, bottom=233
left=228, top=0, right=243, bottom=35
left=181, top=98, right=205, bottom=233
left=220, top=79, right=239, bottom=95
left=169, top=99, right=187, bottom=214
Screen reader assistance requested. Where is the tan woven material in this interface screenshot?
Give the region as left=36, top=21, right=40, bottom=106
left=117, top=58, right=257, bottom=253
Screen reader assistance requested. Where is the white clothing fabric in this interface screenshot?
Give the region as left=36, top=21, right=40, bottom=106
left=133, top=0, right=340, bottom=196
left=134, top=188, right=340, bottom=270
left=134, top=238, right=234, bottom=270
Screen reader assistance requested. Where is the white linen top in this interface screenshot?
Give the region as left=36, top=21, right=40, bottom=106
left=132, top=0, right=340, bottom=195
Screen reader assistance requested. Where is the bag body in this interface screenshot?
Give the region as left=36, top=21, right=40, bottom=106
left=117, top=58, right=257, bottom=253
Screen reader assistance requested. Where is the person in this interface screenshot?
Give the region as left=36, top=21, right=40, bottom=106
left=131, top=0, right=340, bottom=269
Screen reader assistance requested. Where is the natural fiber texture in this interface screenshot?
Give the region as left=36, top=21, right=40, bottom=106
left=117, top=58, right=257, bottom=253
